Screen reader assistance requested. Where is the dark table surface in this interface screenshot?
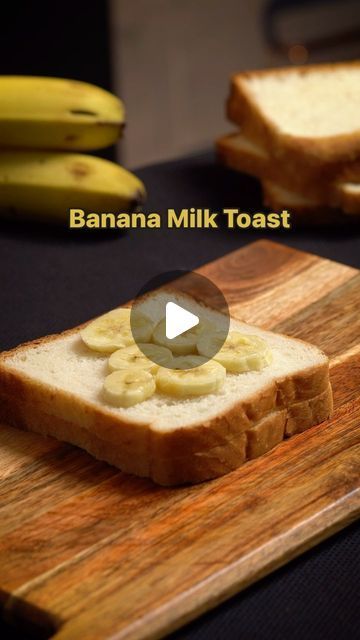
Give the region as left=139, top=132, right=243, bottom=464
left=0, top=152, right=359, bottom=639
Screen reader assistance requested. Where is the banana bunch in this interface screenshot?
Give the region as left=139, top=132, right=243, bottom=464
left=0, top=76, right=145, bottom=222
left=80, top=308, right=273, bottom=407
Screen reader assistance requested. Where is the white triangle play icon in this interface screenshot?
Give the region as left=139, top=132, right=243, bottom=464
left=165, top=302, right=199, bottom=340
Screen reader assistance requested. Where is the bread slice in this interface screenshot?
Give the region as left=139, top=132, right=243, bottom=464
left=333, top=163, right=360, bottom=215
left=217, top=132, right=360, bottom=215
left=262, top=179, right=360, bottom=221
left=0, top=293, right=332, bottom=485
left=262, top=180, right=325, bottom=214
left=227, top=61, right=360, bottom=169
left=217, top=132, right=325, bottom=200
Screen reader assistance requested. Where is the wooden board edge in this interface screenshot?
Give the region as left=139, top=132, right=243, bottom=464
left=198, top=239, right=358, bottom=277
left=52, top=495, right=360, bottom=640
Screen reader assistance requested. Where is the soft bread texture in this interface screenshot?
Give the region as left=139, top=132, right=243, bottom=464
left=217, top=133, right=360, bottom=215
left=0, top=293, right=332, bottom=485
left=227, top=61, right=360, bottom=166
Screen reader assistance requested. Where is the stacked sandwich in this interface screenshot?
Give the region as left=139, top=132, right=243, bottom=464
left=0, top=290, right=332, bottom=485
left=217, top=61, right=360, bottom=218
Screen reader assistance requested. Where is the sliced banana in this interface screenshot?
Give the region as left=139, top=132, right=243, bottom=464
left=103, top=369, right=155, bottom=407
left=131, top=312, right=154, bottom=344
left=140, top=343, right=173, bottom=368
left=198, top=331, right=272, bottom=373
left=80, top=308, right=152, bottom=353
left=156, top=359, right=226, bottom=397
left=172, top=354, right=207, bottom=370
left=108, top=343, right=172, bottom=373
left=152, top=318, right=200, bottom=355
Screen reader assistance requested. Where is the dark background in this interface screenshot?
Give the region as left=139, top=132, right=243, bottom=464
left=0, top=3, right=112, bottom=91
left=0, top=2, right=359, bottom=639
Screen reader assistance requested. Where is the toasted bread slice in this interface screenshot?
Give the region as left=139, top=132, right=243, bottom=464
left=0, top=293, right=332, bottom=485
left=227, top=61, right=360, bottom=169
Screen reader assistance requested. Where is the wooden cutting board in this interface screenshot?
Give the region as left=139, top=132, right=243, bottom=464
left=1, top=240, right=359, bottom=640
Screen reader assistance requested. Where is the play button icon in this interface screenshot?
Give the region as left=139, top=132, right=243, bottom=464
left=165, top=302, right=199, bottom=340
left=130, top=270, right=230, bottom=370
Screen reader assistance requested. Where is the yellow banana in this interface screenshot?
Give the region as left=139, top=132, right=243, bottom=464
left=0, top=151, right=146, bottom=222
left=81, top=309, right=153, bottom=354
left=103, top=370, right=156, bottom=407
left=108, top=343, right=173, bottom=373
left=0, top=76, right=124, bottom=151
left=198, top=332, right=272, bottom=373
left=152, top=319, right=201, bottom=355
left=156, top=360, right=226, bottom=397
left=81, top=309, right=134, bottom=353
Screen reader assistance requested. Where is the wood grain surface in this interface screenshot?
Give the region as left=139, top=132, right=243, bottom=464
left=0, top=240, right=359, bottom=640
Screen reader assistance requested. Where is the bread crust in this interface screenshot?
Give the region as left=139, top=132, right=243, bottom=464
left=336, top=187, right=360, bottom=215
left=245, top=410, right=286, bottom=459
left=0, top=321, right=332, bottom=485
left=227, top=61, right=360, bottom=170
left=261, top=180, right=349, bottom=224
left=0, top=386, right=332, bottom=486
left=261, top=181, right=325, bottom=215
left=285, top=385, right=333, bottom=437
left=262, top=179, right=360, bottom=221
left=217, top=134, right=360, bottom=216
left=217, top=133, right=358, bottom=206
left=217, top=133, right=327, bottom=201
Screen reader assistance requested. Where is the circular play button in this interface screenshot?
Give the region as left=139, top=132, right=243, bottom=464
left=130, top=271, right=230, bottom=370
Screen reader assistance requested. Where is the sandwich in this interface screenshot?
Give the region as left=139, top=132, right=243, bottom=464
left=0, top=291, right=332, bottom=485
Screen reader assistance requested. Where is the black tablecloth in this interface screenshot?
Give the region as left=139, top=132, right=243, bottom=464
left=0, top=153, right=359, bottom=639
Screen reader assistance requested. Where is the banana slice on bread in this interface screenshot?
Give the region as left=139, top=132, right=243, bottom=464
left=103, top=370, right=155, bottom=407
left=156, top=359, right=226, bottom=397
left=80, top=307, right=272, bottom=407
left=152, top=319, right=201, bottom=355
left=108, top=343, right=173, bottom=373
left=81, top=309, right=152, bottom=353
left=197, top=331, right=272, bottom=373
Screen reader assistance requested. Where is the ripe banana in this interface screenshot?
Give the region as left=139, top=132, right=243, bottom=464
left=0, top=152, right=146, bottom=222
left=81, top=308, right=154, bottom=354
left=139, top=343, right=174, bottom=368
left=103, top=369, right=155, bottom=407
left=81, top=305, right=273, bottom=403
left=172, top=354, right=207, bottom=369
left=108, top=343, right=173, bottom=373
left=0, top=76, right=124, bottom=151
left=81, top=309, right=133, bottom=353
left=198, top=331, right=272, bottom=373
left=152, top=319, right=201, bottom=355
left=156, top=360, right=226, bottom=397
